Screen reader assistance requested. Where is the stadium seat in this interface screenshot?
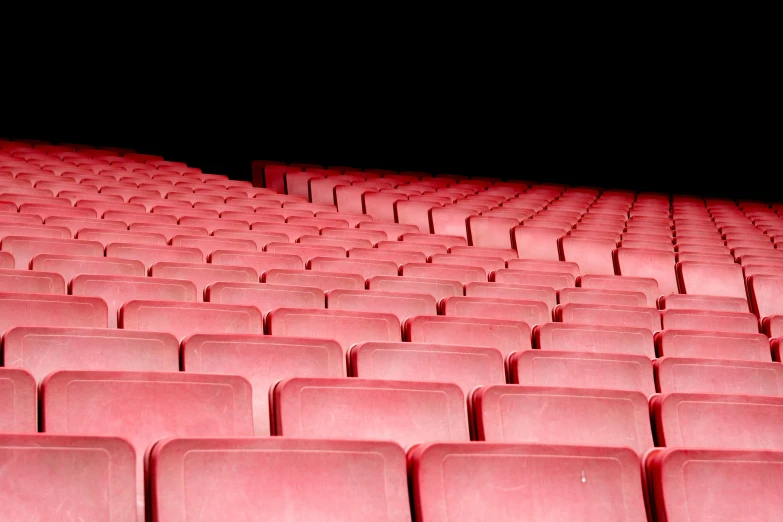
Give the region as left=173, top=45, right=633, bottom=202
left=647, top=447, right=783, bottom=522
left=251, top=223, right=319, bottom=241
left=577, top=274, right=660, bottom=307
left=20, top=203, right=97, bottom=220
left=76, top=228, right=168, bottom=247
left=661, top=309, right=759, bottom=334
left=764, top=316, right=783, bottom=337
left=0, top=293, right=107, bottom=335
left=377, top=239, right=448, bottom=258
left=169, top=235, right=257, bottom=258
left=0, top=251, right=13, bottom=268
left=510, top=350, right=655, bottom=394
left=349, top=341, right=505, bottom=396
left=654, top=356, right=783, bottom=395
left=0, top=368, right=37, bottom=432
left=321, top=227, right=385, bottom=246
left=41, top=370, right=254, bottom=518
left=652, top=393, right=783, bottom=449
left=211, top=229, right=288, bottom=250
left=0, top=268, right=65, bottom=294
left=366, top=275, right=463, bottom=302
left=44, top=216, right=126, bottom=236
left=401, top=262, right=487, bottom=284
left=267, top=308, right=401, bottom=355
left=466, top=215, right=516, bottom=248
left=0, top=223, right=71, bottom=241
left=103, top=210, right=177, bottom=227
left=473, top=385, right=654, bottom=453
left=559, top=236, right=617, bottom=275
left=556, top=303, right=662, bottom=331
left=120, top=300, right=263, bottom=340
left=441, top=296, right=549, bottom=326
left=150, top=262, right=257, bottom=300
left=327, top=289, right=436, bottom=324
left=658, top=294, right=750, bottom=312
left=403, top=232, right=467, bottom=249
left=465, top=282, right=556, bottom=316
left=206, top=282, right=324, bottom=318
left=506, top=258, right=580, bottom=278
left=492, top=268, right=576, bottom=290
left=358, top=221, right=418, bottom=241
left=272, top=377, right=469, bottom=447
left=429, top=206, right=475, bottom=239
left=449, top=245, right=518, bottom=261
left=347, top=247, right=426, bottom=268
left=748, top=274, right=783, bottom=321
left=411, top=442, right=648, bottom=522
left=308, top=257, right=398, bottom=280
left=210, top=249, right=303, bottom=276
left=614, top=247, right=679, bottom=296
left=1, top=236, right=103, bottom=268
left=299, top=234, right=372, bottom=251
left=149, top=437, right=410, bottom=522
left=106, top=242, right=204, bottom=269
left=182, top=334, right=344, bottom=435
left=31, top=254, right=146, bottom=285
left=405, top=315, right=531, bottom=360
left=558, top=287, right=648, bottom=307
left=0, top=434, right=137, bottom=521
left=129, top=223, right=208, bottom=241
left=362, top=192, right=406, bottom=222
left=430, top=253, right=505, bottom=276
left=676, top=261, right=748, bottom=303
left=263, top=268, right=364, bottom=292
left=2, top=326, right=179, bottom=383
left=656, top=329, right=771, bottom=361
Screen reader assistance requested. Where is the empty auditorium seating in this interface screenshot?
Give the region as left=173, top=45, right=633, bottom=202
left=120, top=300, right=263, bottom=340
left=556, top=303, right=661, bottom=331
left=41, top=370, right=254, bottom=517
left=327, top=289, right=436, bottom=323
left=182, top=334, right=343, bottom=435
left=559, top=236, right=616, bottom=275
left=106, top=242, right=204, bottom=269
left=509, top=350, right=655, bottom=394
left=377, top=239, right=447, bottom=258
left=273, top=377, right=469, bottom=447
left=430, top=253, right=505, bottom=275
left=2, top=236, right=103, bottom=268
left=403, top=232, right=467, bottom=249
left=652, top=393, right=783, bottom=449
left=658, top=294, right=750, bottom=312
left=748, top=274, right=783, bottom=320
left=268, top=308, right=401, bottom=355
left=367, top=275, right=464, bottom=302
left=308, top=256, right=398, bottom=280
left=405, top=315, right=532, bottom=360
left=0, top=293, right=107, bottom=335
left=150, top=262, right=256, bottom=300
left=0, top=368, right=37, bottom=432
left=558, top=287, right=648, bottom=307
left=577, top=274, right=660, bottom=307
left=466, top=215, right=516, bottom=248
left=677, top=261, right=749, bottom=301
left=466, top=282, right=556, bottom=315
left=441, top=295, right=550, bottom=326
left=473, top=385, right=654, bottom=453
left=401, top=262, right=487, bottom=284
left=263, top=268, right=364, bottom=292
left=661, top=309, right=759, bottom=333
left=411, top=443, right=648, bottom=522
left=0, top=434, right=137, bottom=521
left=0, top=268, right=65, bottom=294
left=149, top=437, right=410, bottom=522
left=493, top=268, right=576, bottom=290
left=614, top=247, right=679, bottom=295
left=655, top=357, right=783, bottom=395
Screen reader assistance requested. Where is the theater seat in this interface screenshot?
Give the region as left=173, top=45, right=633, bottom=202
left=41, top=370, right=254, bottom=518
left=273, top=377, right=469, bottom=448
left=0, top=368, right=37, bottom=432
left=411, top=443, right=648, bottom=522
left=0, top=268, right=65, bottom=294
left=31, top=254, right=146, bottom=283
left=106, top=242, right=204, bottom=270
left=206, top=281, right=324, bottom=317
left=658, top=294, right=750, bottom=312
left=0, top=293, right=107, bottom=335
left=509, top=350, right=655, bottom=395
left=309, top=256, right=398, bottom=280
left=577, top=274, right=660, bottom=307
left=558, top=287, right=649, bottom=308
left=401, top=262, right=487, bottom=284
left=654, top=357, right=783, bottom=395
left=267, top=308, right=401, bottom=356
left=149, top=437, right=411, bottom=522
left=0, top=434, right=136, bottom=521
left=349, top=341, right=505, bottom=396
left=1, top=236, right=103, bottom=267
left=263, top=268, right=364, bottom=292
left=367, top=275, right=464, bottom=302
left=327, top=289, right=436, bottom=324
left=533, top=323, right=656, bottom=358
left=440, top=296, right=549, bottom=326
left=556, top=303, right=661, bottom=331
left=150, top=262, right=257, bottom=300
left=472, top=385, right=654, bottom=454
left=493, top=268, right=575, bottom=290
left=647, top=448, right=783, bottom=522
left=182, top=334, right=344, bottom=435
left=652, top=393, right=783, bottom=449
left=559, top=236, right=617, bottom=275
left=661, top=309, right=759, bottom=334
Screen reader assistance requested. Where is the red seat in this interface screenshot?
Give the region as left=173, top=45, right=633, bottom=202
left=466, top=215, right=516, bottom=249
left=0, top=251, right=13, bottom=268
left=273, top=377, right=468, bottom=447
left=558, top=287, right=648, bottom=307
left=150, top=262, right=256, bottom=300
left=430, top=253, right=505, bottom=276
left=347, top=247, right=426, bottom=268
left=614, top=247, right=679, bottom=296
left=76, top=228, right=168, bottom=247
left=429, top=206, right=474, bottom=239
left=327, top=289, right=436, bottom=324
left=0, top=293, right=107, bottom=335
left=3, top=326, right=179, bottom=382
left=251, top=223, right=319, bottom=241
left=0, top=368, right=36, bottom=432
left=652, top=393, right=783, bottom=450
left=556, top=303, right=661, bottom=331
left=106, top=242, right=203, bottom=269
left=308, top=257, right=398, bottom=280
left=266, top=241, right=346, bottom=262
left=31, top=254, right=145, bottom=283
left=1, top=236, right=103, bottom=268
left=647, top=448, right=783, bottom=522
left=765, top=316, right=783, bottom=337
left=182, top=334, right=344, bottom=435
left=493, top=268, right=576, bottom=290
left=394, top=200, right=436, bottom=233
left=405, top=315, right=531, bottom=361
left=677, top=261, right=749, bottom=301
left=263, top=269, right=364, bottom=292
left=168, top=235, right=256, bottom=258
left=577, top=274, right=660, bottom=307
left=358, top=221, right=418, bottom=241
left=658, top=294, right=750, bottom=312
left=465, top=282, right=556, bottom=315
left=210, top=249, right=302, bottom=275
left=506, top=258, right=580, bottom=277
left=559, top=236, right=617, bottom=275
left=19, top=203, right=97, bottom=220
left=0, top=434, right=136, bottom=521
left=402, top=262, right=487, bottom=284
left=120, top=300, right=263, bottom=340
left=509, top=351, right=655, bottom=394
left=0, top=223, right=71, bottom=242
left=206, top=281, right=323, bottom=317
left=411, top=443, right=647, bottom=522
left=473, top=385, right=654, bottom=453
left=377, top=240, right=447, bottom=258
left=44, top=216, right=126, bottom=236
left=349, top=341, right=504, bottom=396
left=149, top=438, right=410, bottom=522
left=42, top=370, right=253, bottom=518
left=512, top=226, right=566, bottom=259
left=267, top=308, right=401, bottom=356
left=655, top=356, right=783, bottom=395
left=367, top=275, right=463, bottom=302
left=661, top=309, right=759, bottom=334
left=441, top=296, right=549, bottom=326
left=748, top=274, right=783, bottom=320
left=655, top=329, right=770, bottom=361
left=103, top=210, right=177, bottom=227
left=0, top=268, right=65, bottom=294
left=402, top=232, right=467, bottom=249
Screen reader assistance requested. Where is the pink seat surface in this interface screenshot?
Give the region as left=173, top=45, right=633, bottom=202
left=149, top=437, right=411, bottom=522
left=411, top=442, right=647, bottom=522
left=655, top=330, right=771, bottom=361
left=654, top=357, right=783, bottom=395
left=0, top=368, right=37, bottom=433
left=533, top=323, right=656, bottom=358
